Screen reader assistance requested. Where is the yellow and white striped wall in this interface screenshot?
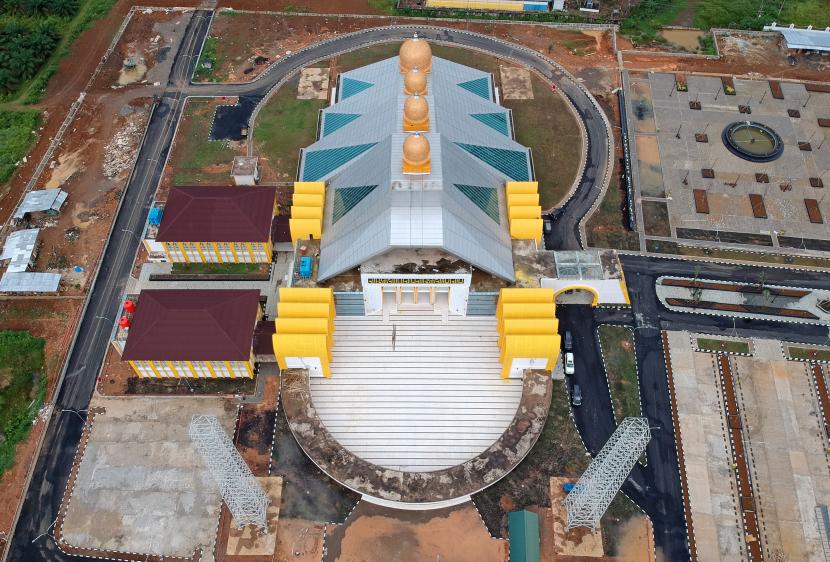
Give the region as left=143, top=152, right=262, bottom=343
left=128, top=357, right=255, bottom=378
left=162, top=241, right=272, bottom=264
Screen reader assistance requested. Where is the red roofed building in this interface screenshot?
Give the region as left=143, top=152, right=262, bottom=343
left=156, top=186, right=277, bottom=263
left=121, top=289, right=262, bottom=378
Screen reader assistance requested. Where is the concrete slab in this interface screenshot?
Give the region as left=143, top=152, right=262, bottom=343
left=60, top=396, right=238, bottom=560
left=225, top=476, right=282, bottom=556
left=499, top=66, right=533, bottom=100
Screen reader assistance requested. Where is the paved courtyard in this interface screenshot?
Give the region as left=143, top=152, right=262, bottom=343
left=624, top=71, right=830, bottom=252
left=668, top=332, right=830, bottom=561
left=60, top=396, right=238, bottom=560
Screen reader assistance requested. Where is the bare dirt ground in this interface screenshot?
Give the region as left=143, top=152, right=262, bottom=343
left=323, top=501, right=509, bottom=562
left=216, top=0, right=390, bottom=15
left=624, top=32, right=830, bottom=83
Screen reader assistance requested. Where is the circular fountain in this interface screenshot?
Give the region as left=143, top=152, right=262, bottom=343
left=722, top=121, right=784, bottom=162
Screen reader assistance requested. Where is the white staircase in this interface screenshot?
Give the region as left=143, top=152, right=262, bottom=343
left=309, top=311, right=522, bottom=472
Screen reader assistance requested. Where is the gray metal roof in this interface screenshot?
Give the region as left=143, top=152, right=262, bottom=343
left=13, top=189, right=68, bottom=219
left=0, top=228, right=39, bottom=272
left=304, top=56, right=530, bottom=282
left=0, top=272, right=61, bottom=293
left=764, top=23, right=830, bottom=51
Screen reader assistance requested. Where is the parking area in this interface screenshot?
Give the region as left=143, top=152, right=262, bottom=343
left=59, top=396, right=238, bottom=560
left=668, top=331, right=830, bottom=561
left=624, top=71, right=830, bottom=251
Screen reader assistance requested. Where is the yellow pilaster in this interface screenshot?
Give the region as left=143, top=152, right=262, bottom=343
left=212, top=243, right=223, bottom=263
left=224, top=360, right=236, bottom=379
left=229, top=242, right=240, bottom=263
left=166, top=360, right=180, bottom=378
left=161, top=243, right=174, bottom=262
left=245, top=243, right=256, bottom=263
left=195, top=242, right=208, bottom=263
left=176, top=242, right=190, bottom=264
left=245, top=360, right=253, bottom=378
left=128, top=360, right=142, bottom=378
left=148, top=361, right=162, bottom=378
left=205, top=361, right=218, bottom=378
left=186, top=360, right=199, bottom=378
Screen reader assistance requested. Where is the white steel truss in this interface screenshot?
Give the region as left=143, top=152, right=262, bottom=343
left=189, top=414, right=269, bottom=529
left=565, top=416, right=651, bottom=530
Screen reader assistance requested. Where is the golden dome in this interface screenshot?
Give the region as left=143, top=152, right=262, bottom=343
left=403, top=67, right=427, bottom=96
left=402, top=133, right=431, bottom=173
left=399, top=35, right=432, bottom=74
left=403, top=95, right=429, bottom=131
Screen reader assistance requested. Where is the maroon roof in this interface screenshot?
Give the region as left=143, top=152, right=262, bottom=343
left=252, top=320, right=276, bottom=355
left=156, top=186, right=276, bottom=243
left=122, top=289, right=260, bottom=361
left=271, top=215, right=291, bottom=244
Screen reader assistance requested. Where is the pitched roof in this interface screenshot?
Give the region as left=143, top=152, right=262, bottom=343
left=155, top=186, right=276, bottom=243
left=121, top=289, right=260, bottom=361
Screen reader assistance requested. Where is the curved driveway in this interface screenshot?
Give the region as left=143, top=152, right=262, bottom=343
left=4, top=16, right=610, bottom=562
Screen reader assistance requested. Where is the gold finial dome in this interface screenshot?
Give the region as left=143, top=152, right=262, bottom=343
left=399, top=34, right=432, bottom=74
left=404, top=95, right=429, bottom=126
left=403, top=67, right=427, bottom=96
left=402, top=133, right=431, bottom=172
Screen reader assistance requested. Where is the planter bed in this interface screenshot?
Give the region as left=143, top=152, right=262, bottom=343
left=665, top=298, right=818, bottom=319
left=661, top=278, right=809, bottom=297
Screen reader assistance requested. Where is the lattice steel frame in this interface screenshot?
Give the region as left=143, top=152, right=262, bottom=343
left=565, top=417, right=651, bottom=530
left=189, top=414, right=269, bottom=528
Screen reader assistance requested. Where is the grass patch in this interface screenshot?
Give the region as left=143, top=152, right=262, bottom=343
left=641, top=200, right=670, bottom=237
left=193, top=36, right=220, bottom=81
left=620, top=0, right=686, bottom=44
left=696, top=337, right=750, bottom=354
left=367, top=0, right=396, bottom=14
left=786, top=346, right=830, bottom=362
left=645, top=239, right=830, bottom=268
left=0, top=331, right=46, bottom=477
left=170, top=262, right=265, bottom=275
left=474, top=379, right=589, bottom=535
left=598, top=325, right=640, bottom=423
left=254, top=76, right=325, bottom=181
left=0, top=109, right=41, bottom=184
left=170, top=99, right=238, bottom=185
left=695, top=0, right=830, bottom=30
left=127, top=376, right=255, bottom=395
left=587, top=176, right=641, bottom=251
left=336, top=42, right=399, bottom=73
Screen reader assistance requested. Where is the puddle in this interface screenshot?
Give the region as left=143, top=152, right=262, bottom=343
left=118, top=61, right=148, bottom=85
left=659, top=28, right=705, bottom=51
left=271, top=402, right=358, bottom=523
left=629, top=81, right=655, bottom=133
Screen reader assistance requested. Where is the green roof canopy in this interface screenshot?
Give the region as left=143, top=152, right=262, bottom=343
left=508, top=510, right=540, bottom=562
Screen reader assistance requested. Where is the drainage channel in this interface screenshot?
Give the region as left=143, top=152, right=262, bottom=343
left=715, top=354, right=764, bottom=562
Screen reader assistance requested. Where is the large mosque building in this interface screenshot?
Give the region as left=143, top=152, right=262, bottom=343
left=289, top=35, right=544, bottom=316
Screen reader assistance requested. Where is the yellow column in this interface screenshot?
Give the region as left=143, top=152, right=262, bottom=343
left=128, top=360, right=142, bottom=378
left=224, top=360, right=237, bottom=379
left=186, top=360, right=199, bottom=378
left=205, top=361, right=218, bottom=378
left=245, top=360, right=254, bottom=378
left=161, top=243, right=174, bottom=262
left=166, top=360, right=180, bottom=378
left=176, top=242, right=190, bottom=263
left=195, top=243, right=208, bottom=263
left=245, top=243, right=256, bottom=263
left=212, top=243, right=223, bottom=263
left=229, top=242, right=240, bottom=263
left=148, top=361, right=163, bottom=378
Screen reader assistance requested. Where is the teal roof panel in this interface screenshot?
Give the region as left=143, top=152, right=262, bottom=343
left=455, top=143, right=530, bottom=181
left=508, top=510, right=540, bottom=562
left=471, top=112, right=509, bottom=136
left=455, top=184, right=499, bottom=223
left=332, top=185, right=377, bottom=223
left=458, top=77, right=491, bottom=100
left=341, top=78, right=373, bottom=100
left=323, top=113, right=361, bottom=137
left=302, top=143, right=377, bottom=181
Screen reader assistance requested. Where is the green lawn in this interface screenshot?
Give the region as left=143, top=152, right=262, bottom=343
left=170, top=99, right=238, bottom=185
left=193, top=36, right=221, bottom=82
left=587, top=176, right=641, bottom=251
left=786, top=346, right=830, bottom=362
left=336, top=43, right=399, bottom=73
left=0, top=109, right=41, bottom=184
left=171, top=262, right=265, bottom=275
left=254, top=76, right=325, bottom=181
left=598, top=325, right=641, bottom=423
left=0, top=331, right=46, bottom=477
left=696, top=337, right=751, bottom=355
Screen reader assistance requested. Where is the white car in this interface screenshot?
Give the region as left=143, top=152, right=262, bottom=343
left=564, top=352, right=575, bottom=375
